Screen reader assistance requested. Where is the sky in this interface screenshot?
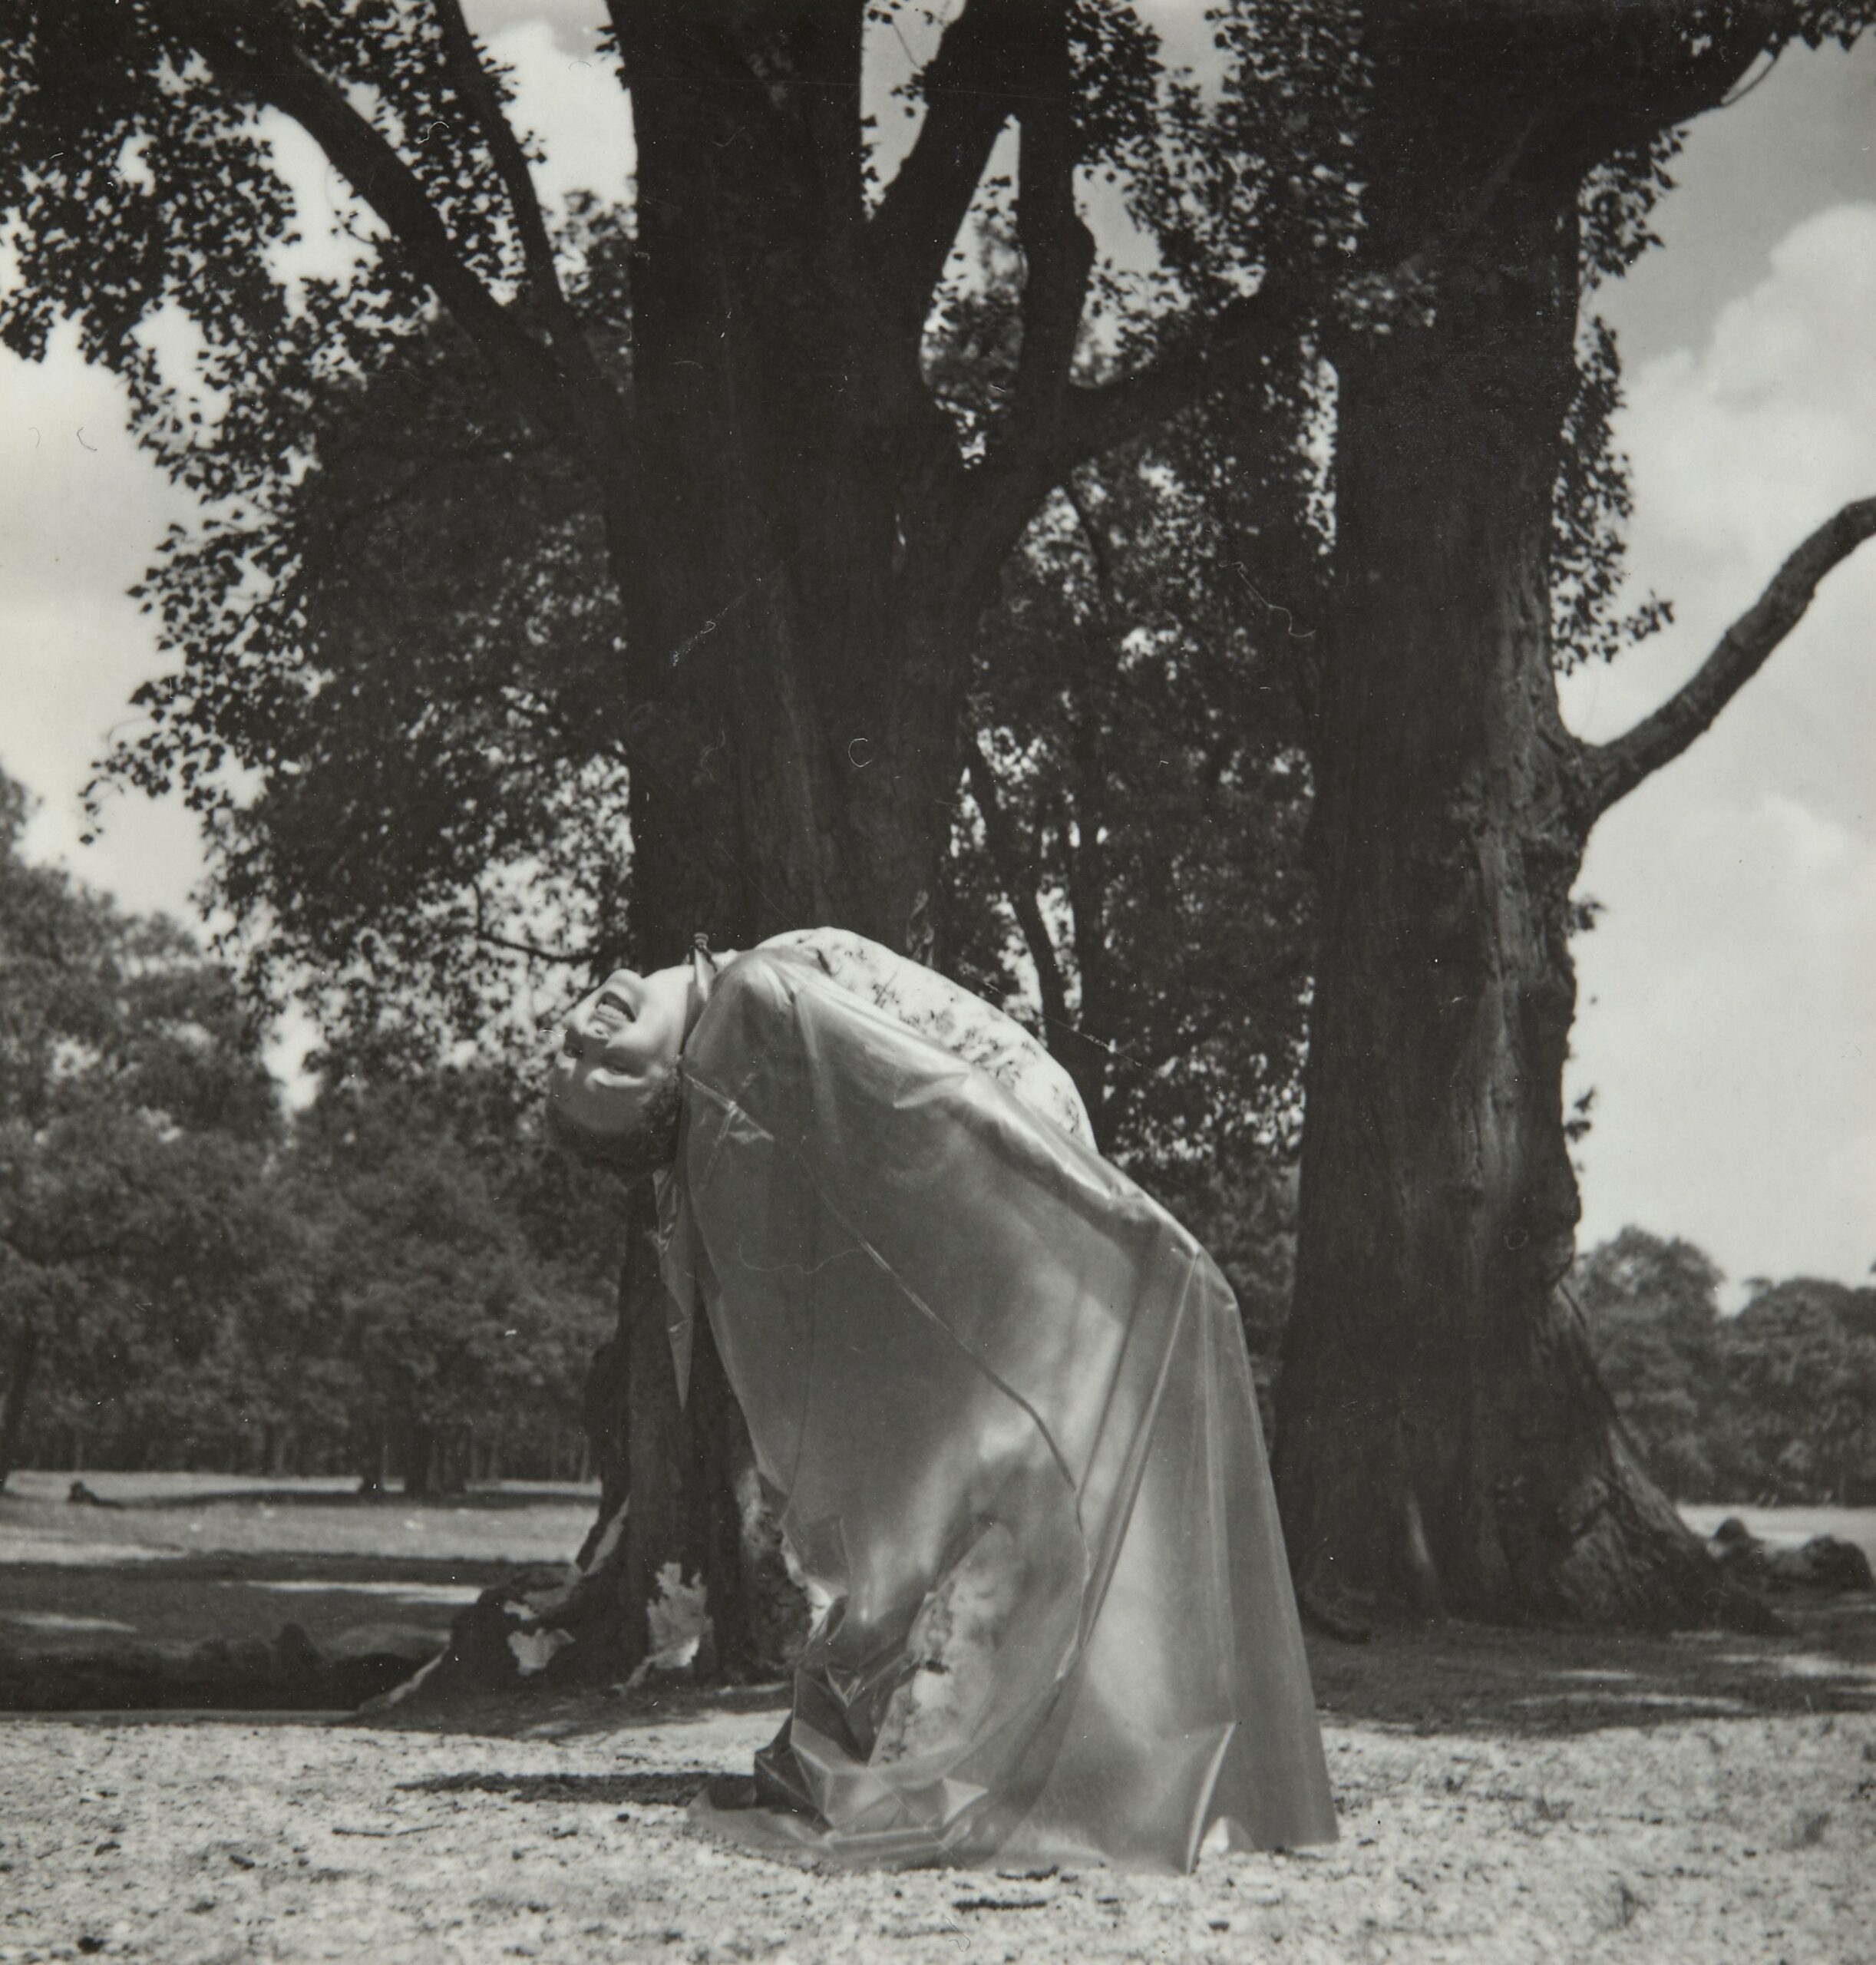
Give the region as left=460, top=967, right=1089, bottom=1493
left=1, top=8, right=1872, bottom=1293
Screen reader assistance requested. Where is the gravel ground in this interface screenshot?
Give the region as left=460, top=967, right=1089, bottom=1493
left=2, top=1701, right=1870, bottom=1964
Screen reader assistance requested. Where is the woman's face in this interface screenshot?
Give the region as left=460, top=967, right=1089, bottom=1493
left=549, top=964, right=692, bottom=1140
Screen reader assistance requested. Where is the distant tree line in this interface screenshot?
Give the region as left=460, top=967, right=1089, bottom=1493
left=0, top=772, right=617, bottom=1493
left=1575, top=1227, right=1876, bottom=1508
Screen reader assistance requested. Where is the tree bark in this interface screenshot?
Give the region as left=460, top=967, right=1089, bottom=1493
left=1274, top=88, right=1749, bottom=1628
left=0, top=1319, right=39, bottom=1494
left=401, top=1418, right=434, bottom=1499
left=612, top=1, right=999, bottom=956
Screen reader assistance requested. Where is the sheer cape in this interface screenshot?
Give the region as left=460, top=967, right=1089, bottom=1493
left=659, top=947, right=1336, bottom=1870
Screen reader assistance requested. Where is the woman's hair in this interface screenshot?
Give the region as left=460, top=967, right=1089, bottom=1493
left=543, top=1068, right=685, bottom=1182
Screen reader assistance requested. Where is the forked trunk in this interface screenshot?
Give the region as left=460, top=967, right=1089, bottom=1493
left=584, top=441, right=969, bottom=1679
left=563, top=5, right=983, bottom=1684
left=1275, top=170, right=1743, bottom=1629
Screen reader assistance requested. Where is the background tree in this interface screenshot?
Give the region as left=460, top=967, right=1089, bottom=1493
left=0, top=766, right=614, bottom=1488
left=0, top=769, right=289, bottom=1484
left=1254, top=0, right=1876, bottom=1627
left=1577, top=1227, right=1876, bottom=1508
left=945, top=322, right=1319, bottom=1156
left=1713, top=1279, right=1876, bottom=1505
left=1575, top=1227, right=1730, bottom=1502
left=944, top=318, right=1322, bottom=1385
left=279, top=1067, right=616, bottom=1496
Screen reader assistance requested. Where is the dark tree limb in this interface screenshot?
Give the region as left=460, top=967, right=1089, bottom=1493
left=1006, top=0, right=1095, bottom=456
left=964, top=737, right=1075, bottom=1051
left=1058, top=288, right=1303, bottom=478
left=865, top=0, right=1043, bottom=347
left=1054, top=484, right=1122, bottom=1059
left=1569, top=0, right=1788, bottom=152
left=472, top=929, right=597, bottom=966
left=1584, top=496, right=1876, bottom=818
left=429, top=0, right=635, bottom=463
left=470, top=885, right=598, bottom=967
left=429, top=0, right=564, bottom=312
left=1030, top=71, right=1615, bottom=499
left=1062, top=476, right=1118, bottom=622
left=947, top=283, right=1301, bottom=604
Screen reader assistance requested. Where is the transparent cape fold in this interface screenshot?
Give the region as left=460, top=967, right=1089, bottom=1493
left=657, top=948, right=1336, bottom=1871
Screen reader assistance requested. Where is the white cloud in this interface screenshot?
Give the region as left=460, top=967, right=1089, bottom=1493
left=0, top=325, right=197, bottom=912
left=1564, top=203, right=1876, bottom=1286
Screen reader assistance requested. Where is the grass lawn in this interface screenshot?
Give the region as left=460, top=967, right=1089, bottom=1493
left=0, top=1471, right=600, bottom=1662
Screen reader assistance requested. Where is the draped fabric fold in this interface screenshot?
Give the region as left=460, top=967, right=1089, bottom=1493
left=659, top=948, right=1336, bottom=1871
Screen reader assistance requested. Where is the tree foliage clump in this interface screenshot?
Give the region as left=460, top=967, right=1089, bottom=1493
left=117, top=217, right=639, bottom=1052
left=0, top=771, right=613, bottom=1488
left=276, top=1068, right=617, bottom=1493
left=0, top=769, right=291, bottom=1481
left=1577, top=1227, right=1876, bottom=1507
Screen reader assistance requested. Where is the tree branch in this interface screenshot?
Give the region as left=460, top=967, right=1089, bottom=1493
left=1571, top=0, right=1788, bottom=150
left=473, top=927, right=598, bottom=966
left=156, top=2, right=631, bottom=476
left=949, top=284, right=1301, bottom=602
left=1005, top=0, right=1095, bottom=457
left=1062, top=475, right=1119, bottom=623
left=470, top=886, right=597, bottom=967
left=1027, top=78, right=1588, bottom=490
left=1133, top=946, right=1303, bottom=1081
left=965, top=736, right=1075, bottom=1049
left=1584, top=496, right=1876, bottom=818
left=1070, top=286, right=1310, bottom=474
left=430, top=0, right=563, bottom=313
left=866, top=0, right=1043, bottom=344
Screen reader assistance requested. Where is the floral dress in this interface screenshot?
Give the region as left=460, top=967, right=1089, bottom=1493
left=755, top=929, right=1094, bottom=1148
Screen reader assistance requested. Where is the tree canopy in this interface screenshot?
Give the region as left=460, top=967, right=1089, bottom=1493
left=3, top=0, right=1328, bottom=971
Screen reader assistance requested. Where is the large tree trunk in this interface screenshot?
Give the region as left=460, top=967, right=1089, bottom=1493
left=618, top=0, right=973, bottom=961
left=1274, top=109, right=1741, bottom=1628
left=567, top=5, right=986, bottom=1686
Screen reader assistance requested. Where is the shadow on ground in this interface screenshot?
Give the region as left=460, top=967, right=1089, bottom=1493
left=0, top=1554, right=519, bottom=1712
left=6, top=1487, right=1873, bottom=1740
left=351, top=1594, right=1876, bottom=1755
left=108, top=1487, right=601, bottom=1513
left=0, top=1554, right=514, bottom=1649
left=398, top=1769, right=718, bottom=1805
left=1306, top=1593, right=1876, bottom=1735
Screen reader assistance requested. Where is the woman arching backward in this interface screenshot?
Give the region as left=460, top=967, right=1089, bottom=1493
left=551, top=930, right=1336, bottom=1871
